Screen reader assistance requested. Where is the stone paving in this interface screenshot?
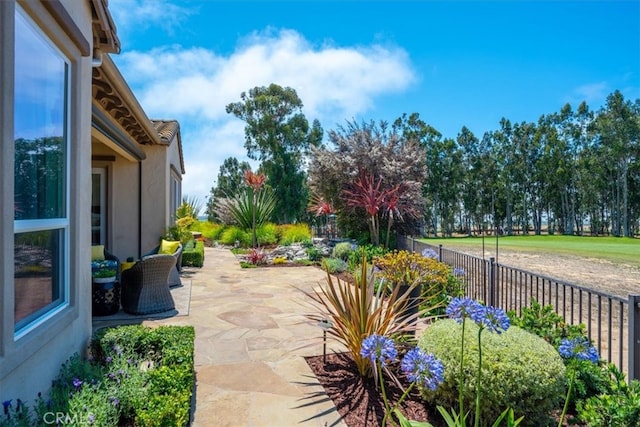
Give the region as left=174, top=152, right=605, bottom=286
left=143, top=247, right=347, bottom=427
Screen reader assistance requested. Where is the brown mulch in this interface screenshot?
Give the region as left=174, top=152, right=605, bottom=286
left=305, top=352, right=441, bottom=427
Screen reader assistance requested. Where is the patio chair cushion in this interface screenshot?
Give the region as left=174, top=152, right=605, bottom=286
left=91, top=245, right=105, bottom=261
left=159, top=239, right=180, bottom=255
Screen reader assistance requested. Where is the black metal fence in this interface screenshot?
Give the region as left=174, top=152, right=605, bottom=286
left=397, top=235, right=640, bottom=382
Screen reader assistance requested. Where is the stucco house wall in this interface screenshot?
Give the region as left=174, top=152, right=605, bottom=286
left=1, top=0, right=94, bottom=401
left=2, top=0, right=184, bottom=403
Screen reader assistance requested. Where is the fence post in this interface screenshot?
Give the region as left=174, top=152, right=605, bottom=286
left=438, top=244, right=443, bottom=261
left=488, top=257, right=496, bottom=307
left=411, top=236, right=415, bottom=253
left=629, top=295, right=640, bottom=383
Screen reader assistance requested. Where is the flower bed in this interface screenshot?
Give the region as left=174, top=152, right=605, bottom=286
left=1, top=325, right=195, bottom=426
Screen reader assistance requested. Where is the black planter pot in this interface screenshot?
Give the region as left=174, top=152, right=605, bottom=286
left=398, top=284, right=422, bottom=335
left=92, top=279, right=121, bottom=316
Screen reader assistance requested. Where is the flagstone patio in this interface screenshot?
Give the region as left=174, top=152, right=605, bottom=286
left=139, top=246, right=347, bottom=427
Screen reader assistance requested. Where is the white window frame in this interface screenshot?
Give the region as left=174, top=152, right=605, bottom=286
left=12, top=4, right=71, bottom=339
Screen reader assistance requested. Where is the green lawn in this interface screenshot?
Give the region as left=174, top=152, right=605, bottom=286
left=418, top=235, right=640, bottom=268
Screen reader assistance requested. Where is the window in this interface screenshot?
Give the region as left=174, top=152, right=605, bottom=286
left=170, top=172, right=181, bottom=224
left=91, top=168, right=107, bottom=245
left=13, top=6, right=70, bottom=334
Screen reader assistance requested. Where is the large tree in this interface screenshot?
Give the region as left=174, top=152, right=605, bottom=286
left=226, top=84, right=323, bottom=223
left=205, top=157, right=251, bottom=222
left=308, top=119, right=427, bottom=243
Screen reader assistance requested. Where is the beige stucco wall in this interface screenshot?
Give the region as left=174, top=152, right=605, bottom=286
left=1, top=0, right=94, bottom=402
left=141, top=144, right=171, bottom=251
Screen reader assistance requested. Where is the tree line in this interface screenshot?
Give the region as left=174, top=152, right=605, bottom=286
left=207, top=85, right=640, bottom=240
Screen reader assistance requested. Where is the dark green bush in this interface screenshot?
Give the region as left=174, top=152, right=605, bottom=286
left=509, top=300, right=610, bottom=407
left=576, top=364, right=640, bottom=427
left=347, top=244, right=388, bottom=269
left=182, top=240, right=205, bottom=267
left=92, top=325, right=195, bottom=426
left=0, top=326, right=196, bottom=426
left=306, top=246, right=322, bottom=262
left=419, top=319, right=565, bottom=426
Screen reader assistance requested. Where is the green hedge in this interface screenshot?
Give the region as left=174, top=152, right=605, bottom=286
left=182, top=240, right=205, bottom=267
left=419, top=319, right=566, bottom=426
left=1, top=325, right=195, bottom=426
left=91, top=325, right=195, bottom=426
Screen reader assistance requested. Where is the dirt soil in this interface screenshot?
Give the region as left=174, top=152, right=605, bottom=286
left=441, top=245, right=639, bottom=299
left=306, top=352, right=437, bottom=427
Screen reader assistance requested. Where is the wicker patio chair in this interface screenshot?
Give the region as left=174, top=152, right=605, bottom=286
left=120, top=255, right=176, bottom=315
left=144, top=243, right=183, bottom=287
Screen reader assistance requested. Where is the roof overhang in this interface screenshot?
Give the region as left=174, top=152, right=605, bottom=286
left=92, top=54, right=161, bottom=147
left=90, top=0, right=120, bottom=54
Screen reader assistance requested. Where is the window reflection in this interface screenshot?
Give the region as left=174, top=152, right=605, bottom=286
left=14, top=6, right=69, bottom=333
left=14, top=9, right=67, bottom=220
left=14, top=230, right=64, bottom=329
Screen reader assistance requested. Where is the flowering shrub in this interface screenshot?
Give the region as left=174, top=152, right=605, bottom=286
left=420, top=317, right=565, bottom=426
left=361, top=334, right=444, bottom=426
left=0, top=325, right=194, bottom=427
left=557, top=337, right=599, bottom=427
left=374, top=250, right=463, bottom=317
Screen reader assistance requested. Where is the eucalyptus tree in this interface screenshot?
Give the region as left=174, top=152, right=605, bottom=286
left=590, top=90, right=640, bottom=237
left=226, top=84, right=323, bottom=224
left=392, top=113, right=465, bottom=237
left=205, top=157, right=251, bottom=222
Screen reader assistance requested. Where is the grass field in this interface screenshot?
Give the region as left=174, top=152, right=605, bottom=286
left=418, top=235, right=640, bottom=268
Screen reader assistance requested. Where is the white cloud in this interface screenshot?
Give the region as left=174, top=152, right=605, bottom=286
left=112, top=28, right=416, bottom=205
left=571, top=82, right=609, bottom=104
left=109, top=0, right=194, bottom=39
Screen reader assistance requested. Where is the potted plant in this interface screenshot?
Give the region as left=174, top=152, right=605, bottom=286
left=91, top=259, right=120, bottom=316
left=92, top=267, right=117, bottom=283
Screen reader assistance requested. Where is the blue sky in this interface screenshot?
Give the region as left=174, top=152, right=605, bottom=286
left=108, top=0, right=640, bottom=205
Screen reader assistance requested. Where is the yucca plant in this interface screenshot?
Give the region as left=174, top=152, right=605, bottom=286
left=301, top=250, right=438, bottom=377
left=226, top=171, right=277, bottom=247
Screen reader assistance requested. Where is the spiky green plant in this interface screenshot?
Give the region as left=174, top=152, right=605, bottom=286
left=301, top=250, right=438, bottom=377
left=225, top=171, right=277, bottom=247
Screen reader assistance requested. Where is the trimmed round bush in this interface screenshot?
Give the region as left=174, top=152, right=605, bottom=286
left=419, top=319, right=566, bottom=426
left=332, top=241, right=354, bottom=260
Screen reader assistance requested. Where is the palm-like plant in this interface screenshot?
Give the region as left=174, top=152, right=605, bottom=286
left=342, top=173, right=400, bottom=246
left=226, top=171, right=276, bottom=247
left=301, top=251, right=435, bottom=377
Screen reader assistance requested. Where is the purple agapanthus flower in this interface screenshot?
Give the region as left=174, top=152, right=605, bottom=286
left=360, top=334, right=397, bottom=367
left=72, top=378, right=83, bottom=390
left=109, top=396, right=120, bottom=407
left=421, top=248, right=439, bottom=260
left=558, top=337, right=599, bottom=363
left=3, top=400, right=11, bottom=415
left=87, top=414, right=95, bottom=425
left=105, top=356, right=112, bottom=363
left=477, top=305, right=510, bottom=334
left=446, top=297, right=483, bottom=323
left=400, top=347, right=445, bottom=391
